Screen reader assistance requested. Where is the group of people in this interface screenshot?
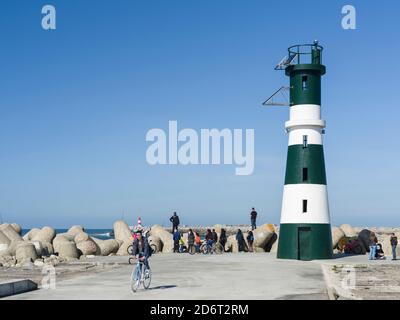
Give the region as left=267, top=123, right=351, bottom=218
left=172, top=227, right=228, bottom=253
left=368, top=232, right=398, bottom=261
left=170, top=210, right=258, bottom=254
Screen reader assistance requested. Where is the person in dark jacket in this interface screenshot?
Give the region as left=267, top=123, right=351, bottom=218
left=219, top=229, right=227, bottom=252
left=173, top=229, right=180, bottom=253
left=390, top=233, right=398, bottom=260
left=188, top=229, right=195, bottom=253
left=205, top=229, right=213, bottom=253
left=236, top=229, right=245, bottom=252
left=131, top=230, right=151, bottom=269
left=247, top=230, right=254, bottom=252
left=170, top=212, right=180, bottom=233
left=250, top=208, right=257, bottom=230
left=212, top=229, right=218, bottom=244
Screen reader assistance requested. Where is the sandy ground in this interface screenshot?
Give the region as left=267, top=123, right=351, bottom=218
left=1, top=253, right=400, bottom=300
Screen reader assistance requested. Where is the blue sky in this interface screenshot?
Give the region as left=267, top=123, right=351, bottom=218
left=0, top=0, right=399, bottom=228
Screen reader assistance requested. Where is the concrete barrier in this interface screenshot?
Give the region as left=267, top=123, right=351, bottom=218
left=0, top=279, right=37, bottom=298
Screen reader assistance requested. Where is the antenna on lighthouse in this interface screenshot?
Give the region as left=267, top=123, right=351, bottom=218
left=262, top=86, right=290, bottom=107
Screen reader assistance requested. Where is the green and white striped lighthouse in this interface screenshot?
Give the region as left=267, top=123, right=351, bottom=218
left=264, top=41, right=333, bottom=260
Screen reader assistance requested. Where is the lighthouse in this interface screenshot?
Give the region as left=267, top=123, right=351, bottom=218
left=264, top=41, right=332, bottom=260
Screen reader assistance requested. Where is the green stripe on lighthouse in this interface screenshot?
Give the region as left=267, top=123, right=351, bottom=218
left=277, top=223, right=333, bottom=260
left=284, top=144, right=327, bottom=185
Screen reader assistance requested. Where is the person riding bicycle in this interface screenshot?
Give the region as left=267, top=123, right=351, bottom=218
left=131, top=227, right=151, bottom=269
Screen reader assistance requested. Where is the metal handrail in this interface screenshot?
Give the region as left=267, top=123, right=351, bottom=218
left=287, top=43, right=323, bottom=65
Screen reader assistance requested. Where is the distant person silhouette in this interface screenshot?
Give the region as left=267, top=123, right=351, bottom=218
left=169, top=212, right=180, bottom=233
left=250, top=208, right=258, bottom=230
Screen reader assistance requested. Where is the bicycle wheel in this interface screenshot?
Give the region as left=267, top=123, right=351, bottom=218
left=213, top=243, right=224, bottom=254
left=131, top=264, right=141, bottom=293
left=201, top=244, right=208, bottom=254
left=127, top=245, right=134, bottom=255
left=143, top=266, right=152, bottom=289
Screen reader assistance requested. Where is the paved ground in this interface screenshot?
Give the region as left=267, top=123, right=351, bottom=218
left=3, top=253, right=329, bottom=300
left=3, top=253, right=400, bottom=300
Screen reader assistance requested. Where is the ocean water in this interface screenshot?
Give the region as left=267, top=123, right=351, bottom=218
left=21, top=229, right=113, bottom=240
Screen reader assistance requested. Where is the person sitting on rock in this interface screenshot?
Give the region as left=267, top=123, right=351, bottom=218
left=131, top=228, right=151, bottom=269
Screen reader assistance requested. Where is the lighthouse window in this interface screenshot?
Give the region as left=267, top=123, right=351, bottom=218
left=303, top=135, right=308, bottom=148
left=302, top=168, right=308, bottom=181
left=302, top=200, right=308, bottom=213
left=302, top=75, right=308, bottom=91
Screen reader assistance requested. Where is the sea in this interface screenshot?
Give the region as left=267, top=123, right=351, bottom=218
left=21, top=229, right=114, bottom=240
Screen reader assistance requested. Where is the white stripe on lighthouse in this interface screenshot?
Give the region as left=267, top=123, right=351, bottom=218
left=280, top=184, right=330, bottom=224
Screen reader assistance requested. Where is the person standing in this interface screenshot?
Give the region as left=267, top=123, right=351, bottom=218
left=250, top=208, right=258, bottom=230
left=173, top=229, right=180, bottom=253
left=219, top=229, right=227, bottom=252
left=247, top=230, right=254, bottom=252
left=205, top=229, right=213, bottom=253
left=195, top=232, right=201, bottom=253
left=188, top=229, right=195, bottom=253
left=390, top=233, right=398, bottom=261
left=236, top=229, right=245, bottom=252
left=212, top=229, right=218, bottom=244
left=369, top=232, right=377, bottom=260
left=170, top=212, right=180, bottom=233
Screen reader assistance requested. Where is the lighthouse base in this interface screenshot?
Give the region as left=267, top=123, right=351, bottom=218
left=277, top=223, right=332, bottom=260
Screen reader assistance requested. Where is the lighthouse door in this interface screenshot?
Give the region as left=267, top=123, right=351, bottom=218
left=298, top=227, right=311, bottom=260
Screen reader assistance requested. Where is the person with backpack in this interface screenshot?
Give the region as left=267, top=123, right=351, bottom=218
left=236, top=229, right=245, bottom=252
left=390, top=233, right=398, bottom=260
left=219, top=229, right=227, bottom=252
left=247, top=230, right=254, bottom=252
left=250, top=208, right=258, bottom=230
left=169, top=212, right=180, bottom=233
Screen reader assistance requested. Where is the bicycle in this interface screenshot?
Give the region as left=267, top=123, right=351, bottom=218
left=130, top=256, right=152, bottom=292
left=200, top=240, right=224, bottom=254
